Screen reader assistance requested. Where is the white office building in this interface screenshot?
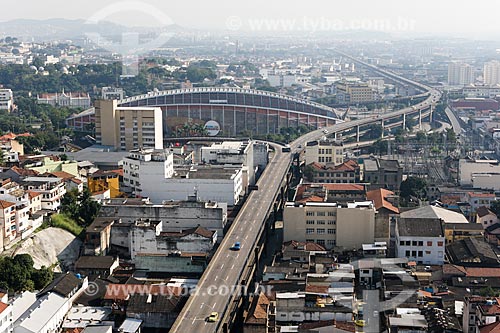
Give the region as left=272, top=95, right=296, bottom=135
left=122, top=149, right=174, bottom=197
left=200, top=140, right=256, bottom=186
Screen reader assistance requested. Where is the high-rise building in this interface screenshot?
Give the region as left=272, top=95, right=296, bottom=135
left=483, top=61, right=500, bottom=86
left=95, top=100, right=163, bottom=151
left=448, top=62, right=474, bottom=86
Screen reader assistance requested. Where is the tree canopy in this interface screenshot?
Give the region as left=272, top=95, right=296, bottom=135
left=0, top=254, right=53, bottom=292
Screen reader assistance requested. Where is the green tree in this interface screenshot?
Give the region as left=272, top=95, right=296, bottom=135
left=303, top=165, right=315, bottom=182
left=78, top=188, right=101, bottom=226
left=400, top=177, right=427, bottom=200
left=61, top=188, right=80, bottom=221
left=32, top=266, right=53, bottom=290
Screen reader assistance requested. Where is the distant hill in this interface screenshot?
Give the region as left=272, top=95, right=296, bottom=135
left=0, top=18, right=182, bottom=42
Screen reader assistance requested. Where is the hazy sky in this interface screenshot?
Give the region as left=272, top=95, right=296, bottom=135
left=2, top=0, right=499, bottom=38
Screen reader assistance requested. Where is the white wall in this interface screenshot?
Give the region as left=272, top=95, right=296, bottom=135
left=396, top=235, right=445, bottom=265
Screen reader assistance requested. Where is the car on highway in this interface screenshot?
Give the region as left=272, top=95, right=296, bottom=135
left=207, top=312, right=219, bottom=322
left=230, top=242, right=241, bottom=251
left=355, top=319, right=366, bottom=327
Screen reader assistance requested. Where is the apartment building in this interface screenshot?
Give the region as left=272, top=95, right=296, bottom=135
left=336, top=81, right=375, bottom=103
left=305, top=140, right=344, bottom=165
left=122, top=149, right=174, bottom=197
left=21, top=177, right=66, bottom=211
left=200, top=140, right=256, bottom=186
left=284, top=185, right=375, bottom=250
left=306, top=160, right=361, bottom=183
left=448, top=62, right=475, bottom=86
left=95, top=100, right=163, bottom=151
left=0, top=89, right=14, bottom=112
left=484, top=61, right=500, bottom=86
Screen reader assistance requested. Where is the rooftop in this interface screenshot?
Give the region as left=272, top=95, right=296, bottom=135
left=366, top=188, right=399, bottom=214
left=400, top=205, right=468, bottom=224
left=397, top=217, right=443, bottom=238
left=75, top=256, right=117, bottom=270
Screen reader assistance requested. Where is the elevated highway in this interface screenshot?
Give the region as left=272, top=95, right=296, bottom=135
left=169, top=56, right=441, bottom=333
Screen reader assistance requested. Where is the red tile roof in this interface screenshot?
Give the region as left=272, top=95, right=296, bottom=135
left=10, top=166, right=39, bottom=177
left=465, top=267, right=500, bottom=278
left=27, top=190, right=42, bottom=199
left=283, top=240, right=326, bottom=251
left=46, top=171, right=76, bottom=180
left=366, top=188, right=399, bottom=214
left=481, top=320, right=500, bottom=333
left=0, top=200, right=15, bottom=209
left=468, top=192, right=496, bottom=198
left=0, top=302, right=8, bottom=315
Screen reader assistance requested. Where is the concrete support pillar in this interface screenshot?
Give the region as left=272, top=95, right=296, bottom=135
left=266, top=110, right=269, bottom=134
left=356, top=125, right=360, bottom=142
left=403, top=113, right=406, bottom=130
left=419, top=109, right=422, bottom=130
left=381, top=120, right=385, bottom=138
left=429, top=105, right=433, bottom=123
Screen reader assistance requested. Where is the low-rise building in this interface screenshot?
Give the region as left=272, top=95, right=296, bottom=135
left=396, top=217, right=445, bottom=265
left=366, top=188, right=399, bottom=242
left=13, top=273, right=88, bottom=333
left=447, top=238, right=500, bottom=267
left=84, top=217, right=116, bottom=256
left=88, top=170, right=122, bottom=198
left=37, top=91, right=91, bottom=108
left=476, top=206, right=499, bottom=228
left=21, top=177, right=66, bottom=211
left=459, top=158, right=500, bottom=186
left=363, top=157, right=403, bottom=191
left=131, top=163, right=243, bottom=205
left=98, top=197, right=227, bottom=253
left=129, top=220, right=216, bottom=260
left=126, top=293, right=186, bottom=329
left=23, top=156, right=78, bottom=178
left=305, top=140, right=344, bottom=166
left=101, top=87, right=124, bottom=100
left=443, top=222, right=483, bottom=244
left=306, top=160, right=361, bottom=184
left=0, top=293, right=12, bottom=333
left=466, top=192, right=497, bottom=214
left=74, top=256, right=120, bottom=279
